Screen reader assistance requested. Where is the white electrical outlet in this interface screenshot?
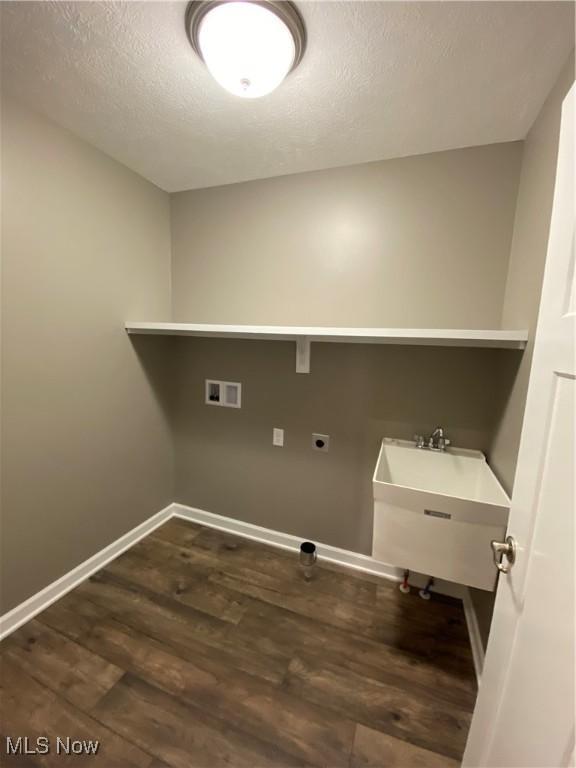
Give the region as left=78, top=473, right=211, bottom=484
left=273, top=428, right=284, bottom=447
left=312, top=433, right=330, bottom=452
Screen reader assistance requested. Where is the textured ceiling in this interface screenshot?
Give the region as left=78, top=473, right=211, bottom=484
left=1, top=1, right=573, bottom=192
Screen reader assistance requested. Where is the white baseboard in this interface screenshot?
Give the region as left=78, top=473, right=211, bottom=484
left=172, top=502, right=465, bottom=600
left=463, top=587, right=485, bottom=683
left=172, top=502, right=404, bottom=582
left=0, top=504, right=173, bottom=641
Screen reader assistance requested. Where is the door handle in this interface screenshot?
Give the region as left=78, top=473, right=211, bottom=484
left=491, top=535, right=517, bottom=574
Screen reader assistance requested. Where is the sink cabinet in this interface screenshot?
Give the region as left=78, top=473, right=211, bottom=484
left=372, top=438, right=510, bottom=590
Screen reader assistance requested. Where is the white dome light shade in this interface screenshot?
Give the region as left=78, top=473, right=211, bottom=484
left=192, top=2, right=303, bottom=98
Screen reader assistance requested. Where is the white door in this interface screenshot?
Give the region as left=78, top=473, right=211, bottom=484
left=463, top=85, right=575, bottom=767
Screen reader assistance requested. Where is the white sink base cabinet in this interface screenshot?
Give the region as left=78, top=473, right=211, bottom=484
left=372, top=439, right=510, bottom=591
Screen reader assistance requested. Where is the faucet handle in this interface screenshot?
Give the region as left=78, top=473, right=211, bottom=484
left=414, top=434, right=425, bottom=448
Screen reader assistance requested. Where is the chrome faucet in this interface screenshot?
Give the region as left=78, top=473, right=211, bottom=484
left=414, top=427, right=451, bottom=451
left=428, top=426, right=451, bottom=451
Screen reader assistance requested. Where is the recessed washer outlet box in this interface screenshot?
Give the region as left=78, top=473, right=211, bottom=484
left=312, top=433, right=330, bottom=452
left=205, top=380, right=242, bottom=408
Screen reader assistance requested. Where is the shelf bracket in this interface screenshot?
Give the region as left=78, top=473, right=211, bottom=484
left=295, top=337, right=311, bottom=374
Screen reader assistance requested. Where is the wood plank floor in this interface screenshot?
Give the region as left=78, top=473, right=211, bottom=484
left=0, top=519, right=477, bottom=767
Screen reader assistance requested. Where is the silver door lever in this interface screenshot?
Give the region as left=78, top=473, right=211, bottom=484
left=491, top=536, right=517, bottom=574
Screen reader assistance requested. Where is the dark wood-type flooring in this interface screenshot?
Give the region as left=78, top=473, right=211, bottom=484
left=0, top=518, right=477, bottom=767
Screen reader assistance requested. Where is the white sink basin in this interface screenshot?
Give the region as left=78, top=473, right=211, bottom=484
left=374, top=439, right=510, bottom=519
left=372, top=438, right=510, bottom=590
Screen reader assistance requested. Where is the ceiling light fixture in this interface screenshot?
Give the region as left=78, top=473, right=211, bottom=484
left=186, top=0, right=306, bottom=99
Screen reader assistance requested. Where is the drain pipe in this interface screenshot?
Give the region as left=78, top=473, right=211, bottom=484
left=299, top=541, right=317, bottom=581
left=419, top=576, right=434, bottom=600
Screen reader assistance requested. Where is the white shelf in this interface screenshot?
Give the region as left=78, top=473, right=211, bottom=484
left=125, top=322, right=528, bottom=373
left=125, top=322, right=528, bottom=347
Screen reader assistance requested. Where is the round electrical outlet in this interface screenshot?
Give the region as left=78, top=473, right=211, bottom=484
left=312, top=433, right=330, bottom=452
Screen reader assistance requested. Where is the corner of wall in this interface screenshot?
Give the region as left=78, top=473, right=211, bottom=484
left=478, top=52, right=575, bottom=649
left=489, top=52, right=575, bottom=494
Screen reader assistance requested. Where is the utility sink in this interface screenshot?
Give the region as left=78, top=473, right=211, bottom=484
left=372, top=438, right=510, bottom=590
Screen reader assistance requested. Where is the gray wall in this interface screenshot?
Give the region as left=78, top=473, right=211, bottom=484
left=470, top=53, right=575, bottom=647
left=174, top=339, right=508, bottom=554
left=170, top=142, right=525, bottom=553
left=490, top=53, right=575, bottom=494
left=1, top=99, right=174, bottom=613
left=171, top=143, right=522, bottom=328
